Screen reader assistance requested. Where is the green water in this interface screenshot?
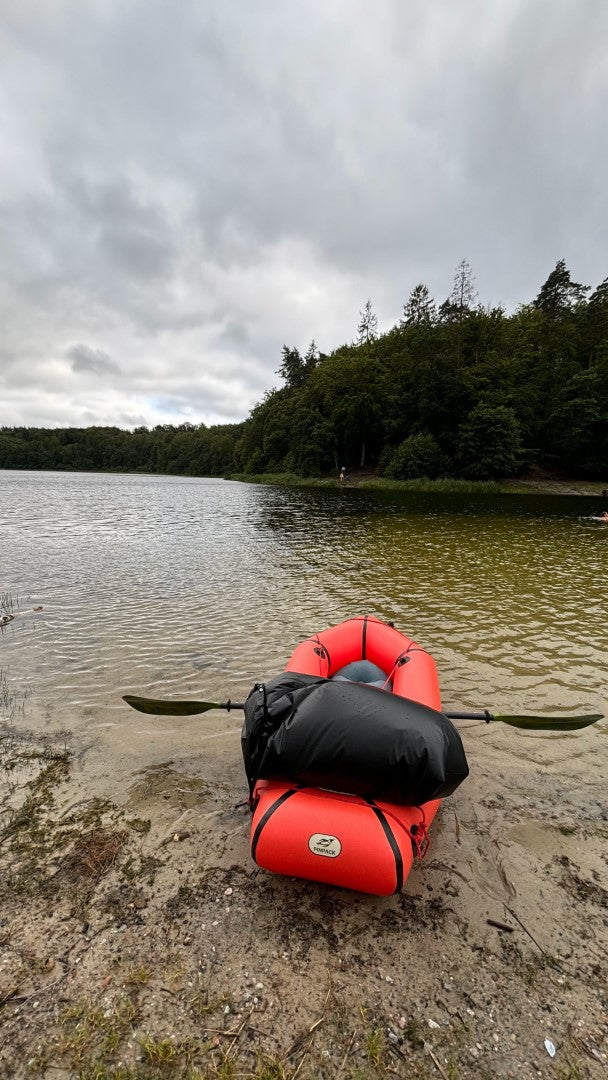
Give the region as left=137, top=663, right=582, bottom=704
left=1, top=471, right=606, bottom=730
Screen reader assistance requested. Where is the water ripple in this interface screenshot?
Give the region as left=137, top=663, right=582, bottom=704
left=1, top=472, right=606, bottom=730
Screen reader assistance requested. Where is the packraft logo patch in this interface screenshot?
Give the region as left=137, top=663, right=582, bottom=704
left=308, top=833, right=342, bottom=858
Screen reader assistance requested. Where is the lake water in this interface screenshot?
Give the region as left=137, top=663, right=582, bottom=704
left=1, top=470, right=606, bottom=792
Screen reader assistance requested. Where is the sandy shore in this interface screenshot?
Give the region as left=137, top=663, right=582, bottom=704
left=361, top=469, right=608, bottom=497
left=497, top=473, right=607, bottom=498
left=1, top=693, right=607, bottom=1080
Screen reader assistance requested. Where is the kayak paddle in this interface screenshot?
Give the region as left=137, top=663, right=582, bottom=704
left=122, top=695, right=602, bottom=731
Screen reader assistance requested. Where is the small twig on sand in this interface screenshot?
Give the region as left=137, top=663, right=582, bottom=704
left=245, top=1024, right=279, bottom=1041
left=424, top=1041, right=450, bottom=1080
left=286, top=1017, right=325, bottom=1080
left=199, top=1027, right=245, bottom=1037
left=337, top=1028, right=358, bottom=1074
left=487, top=918, right=514, bottom=933
left=288, top=970, right=334, bottom=1058
left=291, top=1051, right=308, bottom=1080
left=505, top=907, right=549, bottom=957
left=285, top=1017, right=324, bottom=1060
left=0, top=986, right=20, bottom=1007
left=225, top=1017, right=247, bottom=1058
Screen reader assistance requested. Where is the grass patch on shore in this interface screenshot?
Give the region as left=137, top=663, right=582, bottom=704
left=228, top=470, right=605, bottom=496
left=229, top=472, right=543, bottom=495
left=357, top=476, right=504, bottom=494
left=229, top=472, right=507, bottom=493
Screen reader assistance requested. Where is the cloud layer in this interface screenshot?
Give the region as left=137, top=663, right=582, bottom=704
left=1, top=0, right=606, bottom=428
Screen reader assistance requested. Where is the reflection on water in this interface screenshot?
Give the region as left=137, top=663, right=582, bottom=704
left=1, top=471, right=607, bottom=726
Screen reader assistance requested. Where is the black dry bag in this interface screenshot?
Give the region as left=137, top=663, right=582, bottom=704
left=241, top=673, right=468, bottom=806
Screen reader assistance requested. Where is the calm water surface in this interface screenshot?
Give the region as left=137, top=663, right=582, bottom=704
left=1, top=471, right=606, bottom=765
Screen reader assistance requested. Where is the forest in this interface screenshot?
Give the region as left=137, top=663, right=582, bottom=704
left=1, top=259, right=607, bottom=481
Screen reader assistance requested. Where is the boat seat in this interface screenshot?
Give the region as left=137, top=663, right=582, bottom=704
left=332, top=659, right=391, bottom=690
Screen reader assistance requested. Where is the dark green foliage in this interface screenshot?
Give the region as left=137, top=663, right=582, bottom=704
left=400, top=283, right=436, bottom=327
left=382, top=433, right=450, bottom=480
left=548, top=369, right=608, bottom=475
left=277, top=345, right=306, bottom=389
left=0, top=423, right=242, bottom=478
left=581, top=276, right=608, bottom=363
left=303, top=339, right=320, bottom=374
left=1, top=259, right=607, bottom=481
left=534, top=258, right=589, bottom=317
left=456, top=405, right=523, bottom=479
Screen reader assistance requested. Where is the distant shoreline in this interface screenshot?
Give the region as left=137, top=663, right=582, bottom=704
left=2, top=465, right=606, bottom=497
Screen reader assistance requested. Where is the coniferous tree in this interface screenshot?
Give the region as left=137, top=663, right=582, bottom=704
left=450, top=258, right=477, bottom=313
left=277, top=345, right=306, bottom=388
left=438, top=259, right=477, bottom=362
left=401, top=284, right=436, bottom=326
left=438, top=259, right=476, bottom=323
left=533, top=259, right=589, bottom=317
left=357, top=299, right=378, bottom=345
left=303, top=339, right=320, bottom=374
left=582, top=276, right=608, bottom=363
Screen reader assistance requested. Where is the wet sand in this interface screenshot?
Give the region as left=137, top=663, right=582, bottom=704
left=1, top=694, right=607, bottom=1079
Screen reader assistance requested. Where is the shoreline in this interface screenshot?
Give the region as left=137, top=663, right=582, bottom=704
left=229, top=470, right=608, bottom=498
left=2, top=465, right=606, bottom=497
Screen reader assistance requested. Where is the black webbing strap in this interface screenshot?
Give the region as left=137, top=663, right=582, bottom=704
left=251, top=789, right=298, bottom=863
left=364, top=796, right=404, bottom=893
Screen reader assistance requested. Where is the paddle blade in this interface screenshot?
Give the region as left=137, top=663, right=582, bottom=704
left=492, top=713, right=602, bottom=731
left=122, top=694, right=221, bottom=716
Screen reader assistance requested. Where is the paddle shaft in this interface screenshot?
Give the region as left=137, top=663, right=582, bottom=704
left=123, top=701, right=497, bottom=721
left=205, top=709, right=550, bottom=722
left=218, top=706, right=600, bottom=730
left=445, top=710, right=492, bottom=722
left=172, top=706, right=584, bottom=725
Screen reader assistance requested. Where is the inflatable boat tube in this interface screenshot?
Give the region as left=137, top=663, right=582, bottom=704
left=249, top=616, right=458, bottom=895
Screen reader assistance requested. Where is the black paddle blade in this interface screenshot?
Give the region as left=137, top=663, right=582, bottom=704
left=492, top=712, right=602, bottom=731
left=122, top=694, right=222, bottom=716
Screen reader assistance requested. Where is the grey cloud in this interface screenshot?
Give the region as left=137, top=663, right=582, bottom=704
left=0, top=0, right=606, bottom=429
left=214, top=319, right=251, bottom=349
left=66, top=343, right=119, bottom=376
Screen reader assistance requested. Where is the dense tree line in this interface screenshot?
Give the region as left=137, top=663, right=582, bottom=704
left=1, top=259, right=607, bottom=480
left=233, top=259, right=608, bottom=480
left=0, top=422, right=242, bottom=477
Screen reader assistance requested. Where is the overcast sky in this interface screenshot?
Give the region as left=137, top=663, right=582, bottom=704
left=1, top=0, right=606, bottom=429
